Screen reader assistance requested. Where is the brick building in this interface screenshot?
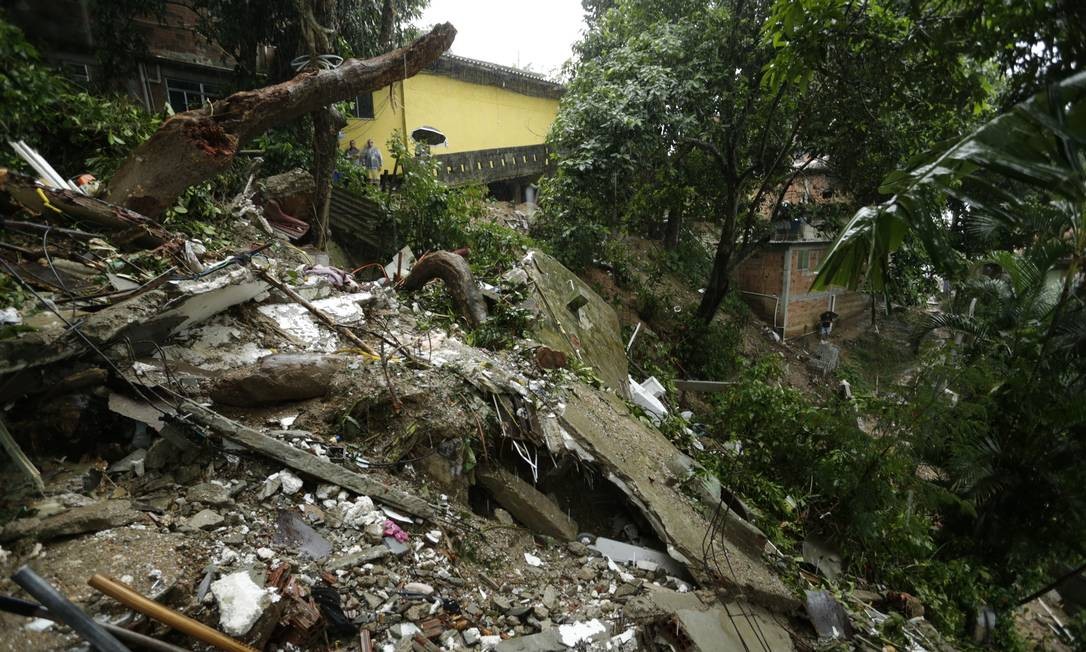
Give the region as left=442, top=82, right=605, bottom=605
left=734, top=159, right=867, bottom=340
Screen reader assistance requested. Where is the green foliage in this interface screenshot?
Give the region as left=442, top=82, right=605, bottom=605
left=815, top=72, right=1086, bottom=293
left=0, top=16, right=160, bottom=180
left=251, top=122, right=315, bottom=175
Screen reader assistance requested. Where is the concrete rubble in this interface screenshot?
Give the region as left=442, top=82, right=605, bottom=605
left=0, top=189, right=930, bottom=652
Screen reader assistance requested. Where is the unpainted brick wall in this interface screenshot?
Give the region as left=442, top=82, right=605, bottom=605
left=734, top=249, right=785, bottom=325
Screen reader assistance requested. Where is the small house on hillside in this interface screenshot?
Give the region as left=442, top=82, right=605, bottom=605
left=734, top=159, right=867, bottom=340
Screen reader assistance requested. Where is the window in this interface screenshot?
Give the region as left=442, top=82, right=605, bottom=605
left=352, top=93, right=374, bottom=119
left=797, top=250, right=820, bottom=274
left=166, top=79, right=219, bottom=111
left=61, top=62, right=90, bottom=84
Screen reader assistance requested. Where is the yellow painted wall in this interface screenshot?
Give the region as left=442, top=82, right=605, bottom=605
left=340, top=72, right=559, bottom=174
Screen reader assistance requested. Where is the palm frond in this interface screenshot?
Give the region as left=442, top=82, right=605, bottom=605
left=814, top=71, right=1086, bottom=292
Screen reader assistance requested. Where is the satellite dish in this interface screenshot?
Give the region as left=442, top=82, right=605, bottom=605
left=411, top=126, right=447, bottom=146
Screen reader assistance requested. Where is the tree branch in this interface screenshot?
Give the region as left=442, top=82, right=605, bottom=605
left=106, top=22, right=456, bottom=217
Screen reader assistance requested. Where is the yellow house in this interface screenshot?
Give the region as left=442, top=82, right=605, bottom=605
left=340, top=54, right=562, bottom=189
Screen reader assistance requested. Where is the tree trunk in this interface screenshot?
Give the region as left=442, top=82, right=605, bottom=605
left=695, top=190, right=739, bottom=323
left=379, top=0, right=397, bottom=50
left=306, top=0, right=340, bottom=250
left=401, top=251, right=488, bottom=327
left=105, top=23, right=456, bottom=217
left=663, top=207, right=682, bottom=249
left=311, top=107, right=343, bottom=249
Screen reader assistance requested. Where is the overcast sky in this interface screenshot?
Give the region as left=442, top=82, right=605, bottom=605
left=415, top=0, right=586, bottom=79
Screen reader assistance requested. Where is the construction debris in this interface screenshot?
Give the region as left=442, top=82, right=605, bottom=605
left=0, top=178, right=873, bottom=651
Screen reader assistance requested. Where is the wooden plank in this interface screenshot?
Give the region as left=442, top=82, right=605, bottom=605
left=179, top=400, right=434, bottom=518
left=674, top=380, right=739, bottom=393
left=0, top=415, right=45, bottom=493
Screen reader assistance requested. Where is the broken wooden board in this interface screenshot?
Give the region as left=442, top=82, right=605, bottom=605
left=0, top=415, right=44, bottom=493
left=557, top=383, right=799, bottom=612
left=178, top=400, right=433, bottom=519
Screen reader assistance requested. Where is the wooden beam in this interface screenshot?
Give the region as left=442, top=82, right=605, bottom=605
left=0, top=415, right=44, bottom=493
left=178, top=400, right=433, bottom=519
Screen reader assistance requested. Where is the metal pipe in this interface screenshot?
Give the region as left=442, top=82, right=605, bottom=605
left=738, top=290, right=782, bottom=330
left=88, top=574, right=257, bottom=652
left=0, top=595, right=192, bottom=652
left=11, top=566, right=131, bottom=652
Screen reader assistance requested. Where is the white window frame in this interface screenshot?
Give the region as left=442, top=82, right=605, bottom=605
left=165, top=78, right=218, bottom=111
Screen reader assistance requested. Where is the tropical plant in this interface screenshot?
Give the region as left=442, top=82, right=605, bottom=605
left=815, top=71, right=1086, bottom=591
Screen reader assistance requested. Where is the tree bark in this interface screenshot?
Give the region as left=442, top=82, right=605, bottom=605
left=105, top=23, right=456, bottom=217
left=401, top=251, right=488, bottom=327
left=379, top=0, right=397, bottom=50
left=696, top=193, right=737, bottom=323
left=663, top=207, right=682, bottom=249
left=303, top=0, right=340, bottom=250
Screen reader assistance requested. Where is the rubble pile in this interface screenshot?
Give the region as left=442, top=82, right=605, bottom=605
left=0, top=168, right=964, bottom=651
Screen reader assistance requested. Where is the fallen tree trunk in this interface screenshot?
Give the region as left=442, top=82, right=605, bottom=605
left=105, top=23, right=456, bottom=217
left=0, top=169, right=175, bottom=248
left=401, top=251, right=488, bottom=327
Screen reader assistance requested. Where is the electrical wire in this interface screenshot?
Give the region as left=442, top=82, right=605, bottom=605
left=0, top=258, right=180, bottom=422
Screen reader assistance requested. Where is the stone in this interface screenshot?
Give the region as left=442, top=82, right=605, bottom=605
left=533, top=346, right=568, bottom=370
left=404, top=582, right=434, bottom=596
left=475, top=466, right=577, bottom=540
left=405, top=603, right=429, bottom=621
left=0, top=500, right=141, bottom=542
left=108, top=448, right=147, bottom=476
left=187, top=482, right=232, bottom=507
left=508, top=605, right=531, bottom=618
left=615, top=582, right=640, bottom=599
left=389, top=622, right=421, bottom=639
left=494, top=629, right=565, bottom=651
left=566, top=541, right=589, bottom=556
left=184, top=509, right=224, bottom=531
left=462, top=627, right=482, bottom=646
left=492, top=595, right=513, bottom=612
left=440, top=629, right=465, bottom=649
left=210, top=571, right=274, bottom=637
left=211, top=354, right=346, bottom=406
left=494, top=508, right=515, bottom=526
left=325, top=545, right=389, bottom=570
left=541, top=585, right=558, bottom=611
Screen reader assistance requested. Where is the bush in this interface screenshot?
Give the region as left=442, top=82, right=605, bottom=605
left=0, top=16, right=160, bottom=181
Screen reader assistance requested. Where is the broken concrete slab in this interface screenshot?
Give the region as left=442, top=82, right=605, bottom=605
left=0, top=500, right=142, bottom=542
left=631, top=585, right=794, bottom=651
left=186, top=482, right=232, bottom=507
left=325, top=545, right=389, bottom=570
left=475, top=465, right=578, bottom=541
left=210, top=354, right=346, bottom=406
left=589, top=537, right=687, bottom=578
left=523, top=251, right=630, bottom=399
left=256, top=291, right=376, bottom=352
left=183, top=509, right=225, bottom=531
left=558, top=383, right=798, bottom=612
left=494, top=628, right=565, bottom=651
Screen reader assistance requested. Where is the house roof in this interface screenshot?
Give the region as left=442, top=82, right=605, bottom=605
left=426, top=54, right=564, bottom=99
